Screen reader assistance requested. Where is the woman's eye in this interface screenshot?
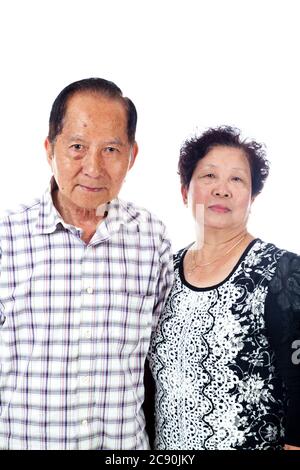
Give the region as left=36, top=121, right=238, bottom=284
left=204, top=173, right=215, bottom=178
left=232, top=176, right=242, bottom=182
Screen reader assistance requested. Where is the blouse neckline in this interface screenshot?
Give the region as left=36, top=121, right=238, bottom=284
left=178, top=238, right=260, bottom=292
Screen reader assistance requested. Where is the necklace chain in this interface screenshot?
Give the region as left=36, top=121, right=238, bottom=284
left=189, top=233, right=247, bottom=272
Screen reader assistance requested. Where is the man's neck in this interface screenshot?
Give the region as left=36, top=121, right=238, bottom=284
left=52, top=190, right=108, bottom=240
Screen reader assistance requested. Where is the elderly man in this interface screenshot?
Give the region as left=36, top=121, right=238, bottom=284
left=0, top=78, right=173, bottom=449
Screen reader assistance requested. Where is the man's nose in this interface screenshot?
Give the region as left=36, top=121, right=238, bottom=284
left=82, top=149, right=103, bottom=178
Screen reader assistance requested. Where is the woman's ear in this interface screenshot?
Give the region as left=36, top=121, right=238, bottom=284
left=181, top=185, right=188, bottom=206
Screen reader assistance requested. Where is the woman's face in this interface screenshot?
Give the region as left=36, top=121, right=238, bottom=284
left=182, top=145, right=254, bottom=232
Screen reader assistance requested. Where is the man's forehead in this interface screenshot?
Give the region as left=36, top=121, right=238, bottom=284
left=62, top=93, right=126, bottom=124
left=66, top=91, right=124, bottom=111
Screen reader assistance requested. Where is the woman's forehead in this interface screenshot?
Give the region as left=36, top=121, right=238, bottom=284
left=198, top=146, right=250, bottom=170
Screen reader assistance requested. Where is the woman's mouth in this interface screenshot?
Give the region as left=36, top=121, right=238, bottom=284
left=208, top=205, right=231, bottom=213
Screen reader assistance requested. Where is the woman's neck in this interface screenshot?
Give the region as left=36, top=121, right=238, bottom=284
left=184, top=229, right=255, bottom=287
left=192, top=229, right=253, bottom=266
left=195, top=227, right=248, bottom=249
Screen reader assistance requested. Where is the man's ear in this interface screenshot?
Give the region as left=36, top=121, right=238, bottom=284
left=44, top=137, right=54, bottom=165
left=128, top=142, right=138, bottom=170
left=181, top=184, right=188, bottom=206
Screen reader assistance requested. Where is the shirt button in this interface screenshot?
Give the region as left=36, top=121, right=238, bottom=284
left=81, top=420, right=88, bottom=427
left=86, top=287, right=93, bottom=294
left=84, top=329, right=92, bottom=339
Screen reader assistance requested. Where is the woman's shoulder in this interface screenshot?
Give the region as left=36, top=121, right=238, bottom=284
left=173, top=243, right=194, bottom=269
left=242, top=239, right=300, bottom=287
left=264, top=243, right=300, bottom=347
left=267, top=244, right=300, bottom=306
left=247, top=239, right=299, bottom=267
left=257, top=239, right=300, bottom=269
left=173, top=247, right=186, bottom=270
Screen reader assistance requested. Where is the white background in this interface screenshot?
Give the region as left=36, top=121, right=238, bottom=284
left=0, top=0, right=299, bottom=252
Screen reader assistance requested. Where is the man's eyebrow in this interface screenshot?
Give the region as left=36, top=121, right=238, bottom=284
left=103, top=139, right=125, bottom=146
left=67, top=135, right=86, bottom=142
left=66, top=136, right=125, bottom=146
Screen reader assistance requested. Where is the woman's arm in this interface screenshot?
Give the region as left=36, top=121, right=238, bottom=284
left=265, top=252, right=300, bottom=449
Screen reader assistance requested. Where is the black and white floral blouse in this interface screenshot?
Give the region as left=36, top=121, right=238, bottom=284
left=148, top=239, right=300, bottom=450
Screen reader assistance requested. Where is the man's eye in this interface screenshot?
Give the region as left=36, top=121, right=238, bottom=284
left=203, top=173, right=215, bottom=178
left=232, top=176, right=242, bottom=182
left=104, top=147, right=119, bottom=155
left=71, top=144, right=83, bottom=151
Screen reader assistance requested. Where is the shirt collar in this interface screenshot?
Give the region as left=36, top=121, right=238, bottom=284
left=92, top=197, right=140, bottom=244
left=35, top=178, right=139, bottom=240
left=35, top=178, right=62, bottom=234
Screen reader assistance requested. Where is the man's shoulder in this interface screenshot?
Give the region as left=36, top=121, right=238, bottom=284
left=0, top=197, right=41, bottom=227
left=118, top=199, right=167, bottom=232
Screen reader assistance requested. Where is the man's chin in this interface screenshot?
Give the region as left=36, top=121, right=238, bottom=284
left=76, top=198, right=111, bottom=212
left=74, top=193, right=110, bottom=210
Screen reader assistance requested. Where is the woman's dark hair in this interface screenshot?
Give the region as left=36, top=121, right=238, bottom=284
left=48, top=77, right=137, bottom=144
left=178, top=126, right=270, bottom=197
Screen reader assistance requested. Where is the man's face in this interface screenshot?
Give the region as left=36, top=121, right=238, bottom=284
left=45, top=92, right=138, bottom=211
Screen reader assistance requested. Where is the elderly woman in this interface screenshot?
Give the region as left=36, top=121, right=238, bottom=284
left=148, top=126, right=300, bottom=450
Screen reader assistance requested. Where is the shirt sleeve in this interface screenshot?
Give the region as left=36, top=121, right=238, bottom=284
left=0, top=244, right=3, bottom=319
left=151, top=229, right=174, bottom=329
left=143, top=230, right=173, bottom=448
left=265, top=251, right=300, bottom=447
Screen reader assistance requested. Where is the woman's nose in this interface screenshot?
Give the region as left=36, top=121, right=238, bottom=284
left=212, top=184, right=231, bottom=198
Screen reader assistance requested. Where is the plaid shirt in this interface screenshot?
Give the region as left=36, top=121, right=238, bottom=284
left=0, top=182, right=173, bottom=449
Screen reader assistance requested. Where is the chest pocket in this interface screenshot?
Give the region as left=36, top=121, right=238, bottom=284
left=100, top=291, right=155, bottom=355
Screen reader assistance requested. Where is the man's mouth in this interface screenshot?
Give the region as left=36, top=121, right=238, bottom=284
left=78, top=184, right=105, bottom=192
